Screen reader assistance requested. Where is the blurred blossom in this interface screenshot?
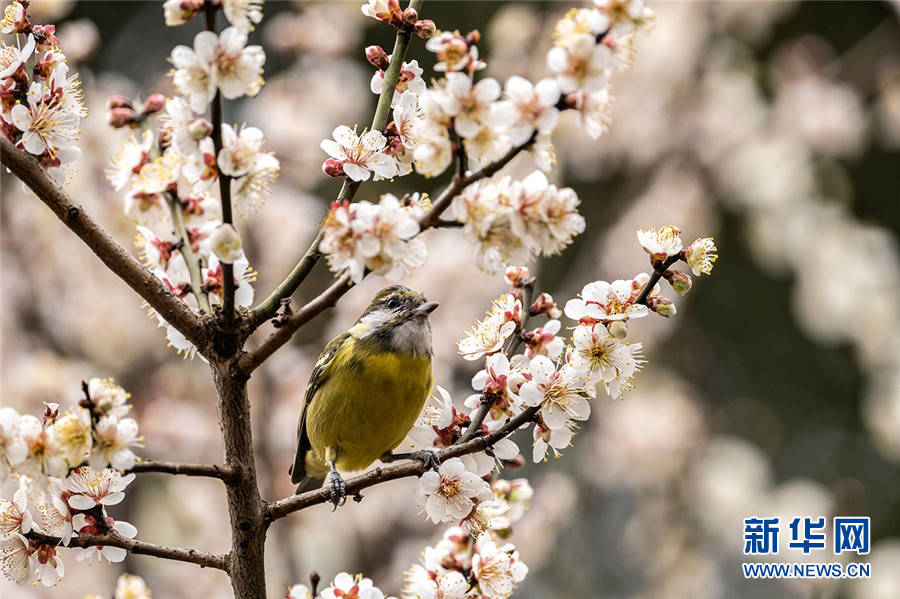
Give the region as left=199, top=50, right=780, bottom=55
left=774, top=75, right=867, bottom=158
left=848, top=540, right=900, bottom=599
left=863, top=370, right=900, bottom=463
left=55, top=19, right=98, bottom=64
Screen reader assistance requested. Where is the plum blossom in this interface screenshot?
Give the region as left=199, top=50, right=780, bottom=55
left=320, top=572, right=392, bottom=599
left=685, top=237, right=718, bottom=276
left=472, top=539, right=528, bottom=599
left=114, top=574, right=153, bottom=599
left=90, top=416, right=141, bottom=471
left=494, top=76, right=561, bottom=145
left=47, top=409, right=92, bottom=470
left=371, top=58, right=425, bottom=106
left=570, top=88, right=613, bottom=139
left=637, top=225, right=683, bottom=260
left=287, top=584, right=312, bottom=599
left=0, top=408, right=27, bottom=479
left=84, top=378, right=131, bottom=420
left=569, top=324, right=644, bottom=399
left=321, top=125, right=398, bottom=182
left=72, top=515, right=137, bottom=564
left=519, top=356, right=593, bottom=430
left=209, top=223, right=244, bottom=264
left=425, top=31, right=472, bottom=73
left=217, top=123, right=265, bottom=177
left=320, top=193, right=424, bottom=282
left=222, top=0, right=264, bottom=32
left=64, top=467, right=135, bottom=510
left=547, top=33, right=613, bottom=94
left=0, top=533, right=64, bottom=586
left=553, top=7, right=610, bottom=46
left=458, top=293, right=522, bottom=360
left=523, top=319, right=565, bottom=359
left=106, top=130, right=153, bottom=191
left=0, top=479, right=33, bottom=536
left=10, top=69, right=83, bottom=160
left=170, top=27, right=265, bottom=113
left=441, top=72, right=501, bottom=138
left=231, top=151, right=280, bottom=217
left=564, top=278, right=650, bottom=323
left=403, top=566, right=469, bottom=599
left=416, top=458, right=492, bottom=525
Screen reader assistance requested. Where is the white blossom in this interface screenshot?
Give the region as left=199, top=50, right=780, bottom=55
left=90, top=416, right=140, bottom=471
left=494, top=76, right=561, bottom=145
left=519, top=356, right=593, bottom=430
left=472, top=539, right=528, bottom=599
left=636, top=225, right=683, bottom=260
left=547, top=33, right=612, bottom=94
left=685, top=237, right=718, bottom=276
left=564, top=277, right=649, bottom=323
left=65, top=467, right=135, bottom=510
left=416, top=458, right=492, bottom=524
left=321, top=125, right=397, bottom=182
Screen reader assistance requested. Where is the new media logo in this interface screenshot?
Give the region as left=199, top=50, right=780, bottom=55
left=741, top=516, right=871, bottom=579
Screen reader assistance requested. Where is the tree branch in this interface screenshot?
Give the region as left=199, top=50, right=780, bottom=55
left=167, top=192, right=212, bottom=314
left=25, top=529, right=227, bottom=571
left=239, top=132, right=538, bottom=375
left=267, top=405, right=539, bottom=519
left=128, top=460, right=237, bottom=482
left=249, top=0, right=425, bottom=327
left=0, top=136, right=208, bottom=353
left=237, top=274, right=352, bottom=375
left=205, top=5, right=236, bottom=325
left=418, top=131, right=537, bottom=230
left=635, top=254, right=680, bottom=306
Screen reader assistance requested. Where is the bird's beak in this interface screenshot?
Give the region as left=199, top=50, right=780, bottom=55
left=414, top=301, right=439, bottom=316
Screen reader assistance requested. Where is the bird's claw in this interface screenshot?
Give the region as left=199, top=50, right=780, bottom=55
left=410, top=449, right=441, bottom=471
left=328, top=471, right=346, bottom=511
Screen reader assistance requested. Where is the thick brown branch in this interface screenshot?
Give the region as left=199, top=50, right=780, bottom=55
left=267, top=405, right=539, bottom=519
left=238, top=274, right=352, bottom=375
left=25, top=529, right=227, bottom=571
left=0, top=137, right=207, bottom=352
left=128, top=460, right=237, bottom=482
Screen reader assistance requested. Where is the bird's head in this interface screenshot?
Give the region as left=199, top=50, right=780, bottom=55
left=349, top=285, right=438, bottom=355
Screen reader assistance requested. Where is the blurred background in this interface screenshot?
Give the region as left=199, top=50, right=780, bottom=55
left=2, top=1, right=900, bottom=598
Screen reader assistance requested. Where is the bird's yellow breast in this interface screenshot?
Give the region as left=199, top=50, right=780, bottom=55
left=305, top=338, right=433, bottom=474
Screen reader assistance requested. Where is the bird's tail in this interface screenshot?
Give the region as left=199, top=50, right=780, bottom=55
left=294, top=476, right=324, bottom=495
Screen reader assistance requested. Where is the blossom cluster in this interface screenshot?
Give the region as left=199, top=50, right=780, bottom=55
left=102, top=1, right=281, bottom=355
left=0, top=379, right=142, bottom=586
left=0, top=1, right=85, bottom=183
left=318, top=0, right=654, bottom=281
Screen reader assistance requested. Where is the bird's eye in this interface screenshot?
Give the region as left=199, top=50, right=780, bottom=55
left=387, top=297, right=401, bottom=309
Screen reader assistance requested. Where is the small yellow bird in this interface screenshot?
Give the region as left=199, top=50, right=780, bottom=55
left=290, top=285, right=438, bottom=507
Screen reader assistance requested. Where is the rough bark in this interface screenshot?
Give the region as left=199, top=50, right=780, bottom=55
left=212, top=360, right=268, bottom=598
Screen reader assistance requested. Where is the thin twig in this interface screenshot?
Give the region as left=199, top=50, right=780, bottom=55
left=267, top=405, right=539, bottom=519
left=0, top=136, right=207, bottom=352
left=249, top=0, right=424, bottom=328
left=459, top=281, right=535, bottom=443
left=25, top=529, right=227, bottom=571
left=419, top=131, right=537, bottom=230
left=128, top=460, right=237, bottom=482
left=205, top=5, right=236, bottom=325
left=167, top=192, right=212, bottom=314
left=634, top=254, right=680, bottom=306
left=237, top=274, right=352, bottom=375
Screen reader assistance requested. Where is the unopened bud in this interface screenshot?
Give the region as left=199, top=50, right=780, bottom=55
left=504, top=265, right=534, bottom=288
left=607, top=320, right=628, bottom=339
left=530, top=292, right=561, bottom=318
left=647, top=296, right=677, bottom=317
left=322, top=159, right=345, bottom=178
left=107, top=107, right=136, bottom=128
left=188, top=118, right=213, bottom=140
left=466, top=29, right=481, bottom=45
left=664, top=269, right=692, bottom=296
left=142, top=93, right=166, bottom=115
left=402, top=6, right=418, bottom=24
left=107, top=95, right=133, bottom=110
left=414, top=19, right=437, bottom=39
left=365, top=45, right=390, bottom=70
left=209, top=223, right=243, bottom=264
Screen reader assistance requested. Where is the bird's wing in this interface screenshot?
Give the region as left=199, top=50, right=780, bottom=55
left=290, top=332, right=350, bottom=484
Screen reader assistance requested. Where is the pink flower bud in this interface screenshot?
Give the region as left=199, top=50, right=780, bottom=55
left=107, top=107, right=136, bottom=128
left=466, top=29, right=481, bottom=45
left=413, top=19, right=437, bottom=39
left=42, top=402, right=59, bottom=424
left=107, top=95, right=133, bottom=109
left=322, top=159, right=345, bottom=178
left=647, top=296, right=677, bottom=317
left=663, top=269, right=692, bottom=296
left=365, top=45, right=390, bottom=70
left=504, top=266, right=534, bottom=288
left=188, top=118, right=213, bottom=140
left=529, top=292, right=561, bottom=318
left=142, top=93, right=166, bottom=115
left=402, top=6, right=418, bottom=24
